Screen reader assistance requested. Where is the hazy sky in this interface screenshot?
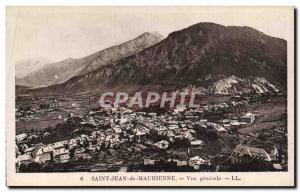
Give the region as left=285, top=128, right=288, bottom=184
left=7, top=6, right=293, bottom=64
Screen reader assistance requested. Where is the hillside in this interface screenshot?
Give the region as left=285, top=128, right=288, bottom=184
left=15, top=58, right=50, bottom=79
left=30, top=22, right=287, bottom=95
left=16, top=32, right=163, bottom=88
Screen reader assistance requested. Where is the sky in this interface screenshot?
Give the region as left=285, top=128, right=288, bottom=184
left=7, top=6, right=293, bottom=64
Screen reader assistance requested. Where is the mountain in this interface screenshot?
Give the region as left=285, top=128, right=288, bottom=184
left=15, top=58, right=50, bottom=79
left=32, top=22, right=287, bottom=95
left=16, top=57, right=88, bottom=88
left=78, top=32, right=164, bottom=75
left=16, top=32, right=164, bottom=88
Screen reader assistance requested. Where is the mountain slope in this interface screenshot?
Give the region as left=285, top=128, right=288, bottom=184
left=78, top=32, right=164, bottom=75
left=16, top=32, right=164, bottom=88
left=209, top=75, right=279, bottom=95
left=16, top=58, right=85, bottom=88
left=33, top=22, right=287, bottom=95
left=15, top=58, right=50, bottom=79
left=107, top=23, right=286, bottom=88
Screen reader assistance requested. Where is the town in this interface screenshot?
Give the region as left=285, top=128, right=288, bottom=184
left=15, top=91, right=287, bottom=172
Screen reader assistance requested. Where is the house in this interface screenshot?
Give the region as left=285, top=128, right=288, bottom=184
left=118, top=118, right=128, bottom=124
left=43, top=144, right=54, bottom=153
left=230, top=121, right=242, bottom=129
left=176, top=160, right=188, bottom=166
left=43, top=132, right=50, bottom=137
left=240, top=112, right=256, bottom=124
left=34, top=153, right=52, bottom=164
left=174, top=106, right=186, bottom=114
left=190, top=140, right=205, bottom=146
left=113, top=126, right=123, bottom=134
left=53, top=148, right=70, bottom=162
left=74, top=147, right=85, bottom=154
left=36, top=145, right=53, bottom=156
left=91, top=131, right=101, bottom=138
left=199, top=119, right=208, bottom=123
left=135, top=129, right=147, bottom=143
left=60, top=154, right=70, bottom=163
left=69, top=138, right=78, bottom=149
left=168, top=124, right=179, bottom=130
left=54, top=141, right=66, bottom=149
left=219, top=119, right=230, bottom=124
left=16, top=133, right=27, bottom=142
left=144, top=159, right=156, bottom=165
left=17, top=154, right=32, bottom=165
left=24, top=147, right=35, bottom=155
left=28, top=134, right=39, bottom=140
left=80, top=134, right=90, bottom=141
left=182, top=130, right=194, bottom=140
left=188, top=156, right=208, bottom=169
left=153, top=140, right=169, bottom=149
left=154, top=127, right=168, bottom=136
left=207, top=122, right=227, bottom=132
left=134, top=144, right=147, bottom=152
left=149, top=112, right=157, bottom=117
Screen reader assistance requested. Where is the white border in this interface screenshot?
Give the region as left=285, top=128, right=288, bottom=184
left=1, top=0, right=299, bottom=191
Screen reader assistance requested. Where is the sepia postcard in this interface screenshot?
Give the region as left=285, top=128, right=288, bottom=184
left=6, top=6, right=295, bottom=187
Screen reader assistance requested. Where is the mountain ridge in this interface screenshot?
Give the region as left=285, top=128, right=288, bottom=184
left=16, top=32, right=164, bottom=88
left=15, top=58, right=50, bottom=79
left=23, top=22, right=287, bottom=96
